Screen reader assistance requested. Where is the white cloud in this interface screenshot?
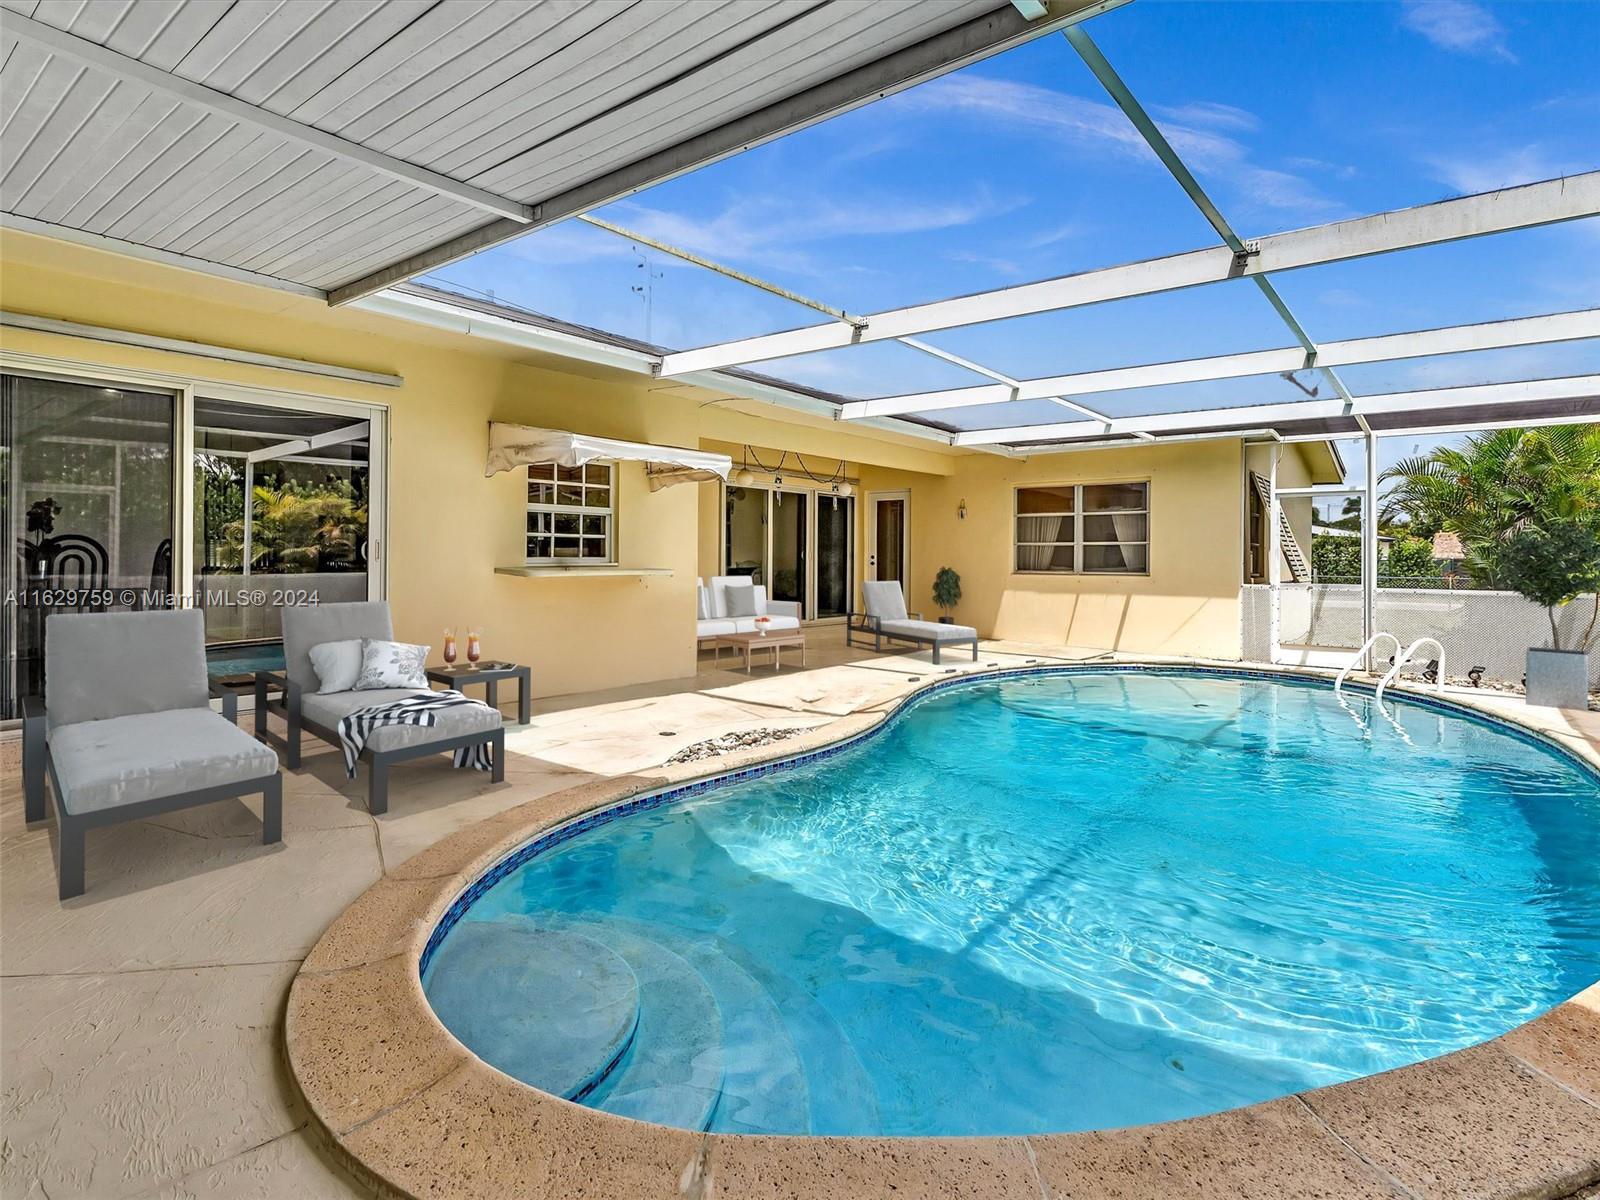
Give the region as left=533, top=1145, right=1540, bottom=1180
left=1426, top=144, right=1582, bottom=194
left=606, top=188, right=1027, bottom=276
left=903, top=75, right=1345, bottom=220
left=1399, top=1, right=1517, bottom=63
left=1152, top=100, right=1260, bottom=133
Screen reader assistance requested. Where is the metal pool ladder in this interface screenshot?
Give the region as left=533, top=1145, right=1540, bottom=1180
left=1334, top=633, right=1401, bottom=698
left=1374, top=637, right=1446, bottom=707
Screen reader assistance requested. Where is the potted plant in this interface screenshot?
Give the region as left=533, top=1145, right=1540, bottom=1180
left=1489, top=519, right=1600, bottom=708
left=932, top=567, right=962, bottom=624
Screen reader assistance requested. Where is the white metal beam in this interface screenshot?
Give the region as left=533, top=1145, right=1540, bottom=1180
left=5, top=11, right=534, bottom=224
left=839, top=308, right=1600, bottom=419
left=659, top=174, right=1600, bottom=376
left=952, top=374, right=1600, bottom=445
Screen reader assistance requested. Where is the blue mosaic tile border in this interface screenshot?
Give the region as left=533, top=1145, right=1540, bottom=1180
left=418, top=663, right=1599, bottom=976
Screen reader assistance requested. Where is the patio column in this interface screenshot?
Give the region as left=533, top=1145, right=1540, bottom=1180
left=1362, top=431, right=1377, bottom=668
left=1267, top=445, right=1281, bottom=661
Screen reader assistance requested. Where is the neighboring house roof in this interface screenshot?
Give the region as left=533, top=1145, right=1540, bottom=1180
left=1432, top=531, right=1466, bottom=560
left=1312, top=525, right=1394, bottom=543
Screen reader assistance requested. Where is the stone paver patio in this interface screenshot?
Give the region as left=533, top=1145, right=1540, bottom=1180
left=2, top=628, right=1595, bottom=1199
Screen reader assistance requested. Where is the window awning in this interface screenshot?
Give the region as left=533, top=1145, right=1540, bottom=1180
left=485, top=424, right=731, bottom=491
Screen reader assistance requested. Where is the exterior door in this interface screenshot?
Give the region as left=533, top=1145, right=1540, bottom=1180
left=867, top=491, right=908, bottom=586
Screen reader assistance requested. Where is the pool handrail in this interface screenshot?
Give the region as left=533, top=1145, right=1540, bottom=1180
left=1374, top=637, right=1446, bottom=708
left=1334, top=632, right=1401, bottom=696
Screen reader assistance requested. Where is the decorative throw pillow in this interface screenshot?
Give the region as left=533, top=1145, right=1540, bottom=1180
left=355, top=639, right=430, bottom=690
left=724, top=583, right=759, bottom=619
left=308, top=638, right=364, bottom=694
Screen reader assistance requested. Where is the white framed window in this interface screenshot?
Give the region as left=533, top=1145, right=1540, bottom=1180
left=526, top=461, right=613, bottom=563
left=1015, top=481, right=1148, bottom=575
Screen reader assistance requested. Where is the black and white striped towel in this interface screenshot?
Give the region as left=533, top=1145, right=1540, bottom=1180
left=336, top=690, right=495, bottom=778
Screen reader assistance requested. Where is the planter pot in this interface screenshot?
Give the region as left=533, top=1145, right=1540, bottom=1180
left=1525, top=647, right=1591, bottom=709
left=937, top=615, right=953, bottom=624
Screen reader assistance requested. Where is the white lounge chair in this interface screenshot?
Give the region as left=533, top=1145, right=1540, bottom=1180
left=22, top=609, right=282, bottom=900
left=696, top=576, right=802, bottom=643
left=848, top=580, right=980, bottom=664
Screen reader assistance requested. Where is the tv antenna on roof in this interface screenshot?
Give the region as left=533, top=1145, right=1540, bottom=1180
left=631, top=246, right=665, bottom=342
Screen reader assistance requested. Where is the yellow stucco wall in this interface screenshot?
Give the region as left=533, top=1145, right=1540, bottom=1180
left=0, top=232, right=953, bottom=697
left=863, top=442, right=1249, bottom=658
left=0, top=230, right=1326, bottom=686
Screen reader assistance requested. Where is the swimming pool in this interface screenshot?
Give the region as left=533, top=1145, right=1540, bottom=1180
left=421, top=669, right=1600, bottom=1137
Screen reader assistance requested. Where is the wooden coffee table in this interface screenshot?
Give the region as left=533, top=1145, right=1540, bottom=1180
left=712, top=629, right=806, bottom=673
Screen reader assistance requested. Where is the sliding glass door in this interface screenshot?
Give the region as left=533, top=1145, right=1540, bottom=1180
left=193, top=397, right=373, bottom=658
left=2, top=368, right=385, bottom=716
left=815, top=493, right=853, bottom=618
left=721, top=484, right=853, bottom=620
left=769, top=489, right=807, bottom=611
left=2, top=373, right=178, bottom=719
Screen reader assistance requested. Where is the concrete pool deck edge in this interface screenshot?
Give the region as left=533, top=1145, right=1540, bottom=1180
left=284, top=661, right=1600, bottom=1200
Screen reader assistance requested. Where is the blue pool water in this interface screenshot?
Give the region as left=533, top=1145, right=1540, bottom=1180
left=422, top=670, right=1600, bottom=1136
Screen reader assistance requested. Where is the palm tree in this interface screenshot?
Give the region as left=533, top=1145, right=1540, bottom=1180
left=1380, top=424, right=1600, bottom=587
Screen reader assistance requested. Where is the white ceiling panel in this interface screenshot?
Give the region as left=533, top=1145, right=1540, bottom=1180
left=0, top=0, right=1108, bottom=301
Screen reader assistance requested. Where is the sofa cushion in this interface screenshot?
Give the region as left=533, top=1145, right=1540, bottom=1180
left=863, top=580, right=908, bottom=621
left=302, top=688, right=501, bottom=753
left=697, top=619, right=738, bottom=638
left=45, top=609, right=209, bottom=728
left=282, top=602, right=393, bottom=692
left=49, top=709, right=277, bottom=815
left=724, top=583, right=759, bottom=618
left=709, top=576, right=771, bottom=619
left=878, top=618, right=977, bottom=642
left=696, top=585, right=712, bottom=621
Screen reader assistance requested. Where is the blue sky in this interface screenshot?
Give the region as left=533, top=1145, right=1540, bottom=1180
left=430, top=0, right=1599, bottom=469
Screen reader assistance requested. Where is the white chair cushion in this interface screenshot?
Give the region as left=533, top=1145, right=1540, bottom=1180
left=697, top=619, right=738, bottom=638
left=878, top=618, right=976, bottom=641
left=863, top=580, right=908, bottom=621
left=308, top=638, right=364, bottom=694
left=49, top=709, right=277, bottom=815
left=302, top=688, right=501, bottom=753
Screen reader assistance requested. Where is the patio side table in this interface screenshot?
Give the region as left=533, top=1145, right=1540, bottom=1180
left=426, top=661, right=532, bottom=724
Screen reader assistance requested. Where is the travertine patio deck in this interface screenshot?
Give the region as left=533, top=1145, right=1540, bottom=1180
left=2, top=628, right=1596, bottom=1199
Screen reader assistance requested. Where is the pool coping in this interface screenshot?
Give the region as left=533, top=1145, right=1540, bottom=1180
left=284, top=660, right=1600, bottom=1200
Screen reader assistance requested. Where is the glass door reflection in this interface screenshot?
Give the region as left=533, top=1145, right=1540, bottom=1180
left=815, top=493, right=853, bottom=618
left=2, top=373, right=177, bottom=720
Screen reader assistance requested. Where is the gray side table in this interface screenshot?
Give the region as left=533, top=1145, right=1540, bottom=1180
left=426, top=661, right=531, bottom=725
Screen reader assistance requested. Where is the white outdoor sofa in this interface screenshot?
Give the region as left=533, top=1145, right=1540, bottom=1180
left=696, top=575, right=802, bottom=643
left=847, top=580, right=980, bottom=664
left=22, top=608, right=282, bottom=900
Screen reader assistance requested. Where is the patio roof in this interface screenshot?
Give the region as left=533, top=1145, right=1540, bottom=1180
left=2, top=2, right=1595, bottom=454
left=0, top=0, right=1117, bottom=303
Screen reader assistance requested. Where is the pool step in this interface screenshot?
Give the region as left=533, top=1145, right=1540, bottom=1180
left=562, top=922, right=726, bottom=1131
left=566, top=917, right=812, bottom=1135
left=421, top=919, right=639, bottom=1100
left=717, top=942, right=882, bottom=1134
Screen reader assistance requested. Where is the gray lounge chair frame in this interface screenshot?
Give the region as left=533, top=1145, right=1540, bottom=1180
left=846, top=582, right=980, bottom=665
left=255, top=602, right=505, bottom=816
left=21, top=614, right=282, bottom=901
